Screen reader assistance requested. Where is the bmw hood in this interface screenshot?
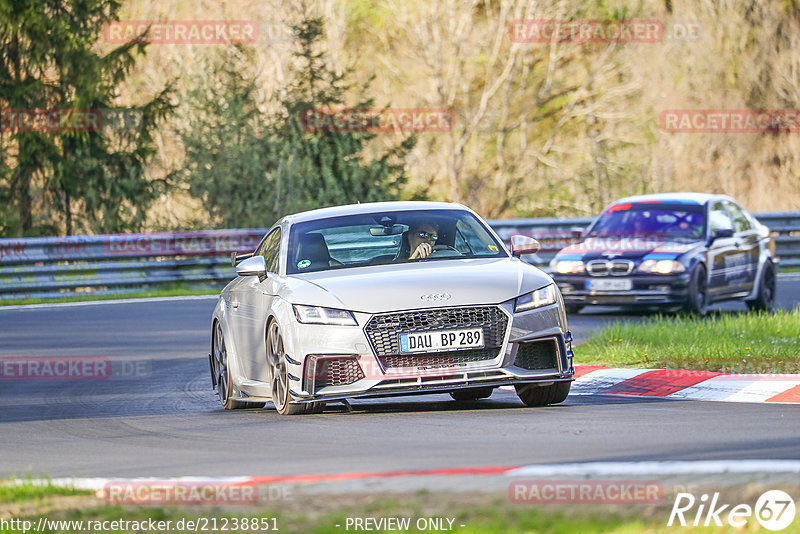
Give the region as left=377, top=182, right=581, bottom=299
left=555, top=236, right=703, bottom=262
left=283, top=258, right=552, bottom=313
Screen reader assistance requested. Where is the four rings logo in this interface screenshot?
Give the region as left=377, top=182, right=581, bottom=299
left=420, top=293, right=452, bottom=302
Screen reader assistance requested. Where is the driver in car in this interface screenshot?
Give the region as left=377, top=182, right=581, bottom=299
left=397, top=221, right=439, bottom=260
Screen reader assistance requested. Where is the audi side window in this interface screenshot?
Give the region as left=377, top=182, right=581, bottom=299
left=709, top=203, right=733, bottom=232
left=260, top=229, right=282, bottom=273
left=727, top=202, right=753, bottom=233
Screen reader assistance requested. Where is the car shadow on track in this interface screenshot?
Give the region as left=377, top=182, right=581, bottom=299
left=255, top=390, right=672, bottom=417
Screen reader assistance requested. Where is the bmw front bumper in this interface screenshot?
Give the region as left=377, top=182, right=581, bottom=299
left=554, top=273, right=692, bottom=307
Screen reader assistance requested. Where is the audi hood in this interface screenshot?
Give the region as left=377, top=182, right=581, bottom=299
left=282, top=258, right=553, bottom=314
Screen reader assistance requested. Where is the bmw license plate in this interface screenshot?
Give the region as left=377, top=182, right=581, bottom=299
left=399, top=328, right=484, bottom=353
left=586, top=279, right=633, bottom=291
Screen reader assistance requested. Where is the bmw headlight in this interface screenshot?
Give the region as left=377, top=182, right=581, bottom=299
left=637, top=259, right=686, bottom=274
left=515, top=284, right=558, bottom=312
left=553, top=260, right=585, bottom=274
left=292, top=305, right=357, bottom=326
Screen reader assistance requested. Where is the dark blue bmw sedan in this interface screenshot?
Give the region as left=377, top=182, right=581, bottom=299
left=550, top=193, right=776, bottom=315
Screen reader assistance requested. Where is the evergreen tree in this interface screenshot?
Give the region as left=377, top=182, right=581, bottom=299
left=177, top=47, right=275, bottom=229
left=180, top=16, right=415, bottom=229
left=0, top=0, right=172, bottom=236
left=272, top=17, right=415, bottom=215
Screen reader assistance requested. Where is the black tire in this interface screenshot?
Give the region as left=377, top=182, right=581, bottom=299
left=266, top=320, right=305, bottom=415
left=213, top=322, right=263, bottom=410
left=449, top=387, right=494, bottom=402
left=564, top=304, right=583, bottom=314
left=515, top=381, right=571, bottom=407
left=747, top=261, right=776, bottom=312
left=684, top=264, right=708, bottom=316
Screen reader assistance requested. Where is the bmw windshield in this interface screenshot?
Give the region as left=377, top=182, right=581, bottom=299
left=587, top=203, right=706, bottom=239
left=286, top=209, right=507, bottom=274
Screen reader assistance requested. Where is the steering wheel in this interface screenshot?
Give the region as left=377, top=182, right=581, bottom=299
left=427, top=244, right=462, bottom=258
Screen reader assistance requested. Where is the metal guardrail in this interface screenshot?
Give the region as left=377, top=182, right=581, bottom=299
left=1, top=212, right=798, bottom=300
left=0, top=230, right=264, bottom=300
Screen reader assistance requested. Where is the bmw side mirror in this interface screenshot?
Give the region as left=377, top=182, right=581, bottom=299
left=510, top=235, right=540, bottom=257
left=570, top=227, right=586, bottom=238
left=236, top=256, right=267, bottom=278
left=708, top=227, right=734, bottom=246
left=715, top=228, right=734, bottom=238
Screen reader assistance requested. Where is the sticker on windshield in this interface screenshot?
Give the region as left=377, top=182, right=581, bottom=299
left=297, top=259, right=311, bottom=269
left=488, top=245, right=498, bottom=251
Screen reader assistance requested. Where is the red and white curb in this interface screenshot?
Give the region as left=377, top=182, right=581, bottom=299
left=10, top=460, right=800, bottom=492
left=569, top=365, right=800, bottom=404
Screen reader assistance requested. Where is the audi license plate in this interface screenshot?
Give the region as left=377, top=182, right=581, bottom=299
left=586, top=279, right=633, bottom=291
left=399, top=328, right=484, bottom=353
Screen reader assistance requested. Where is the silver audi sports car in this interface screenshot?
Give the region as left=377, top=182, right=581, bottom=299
left=209, top=201, right=575, bottom=415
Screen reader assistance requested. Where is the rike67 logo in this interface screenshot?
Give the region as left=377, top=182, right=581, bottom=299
left=669, top=490, right=796, bottom=531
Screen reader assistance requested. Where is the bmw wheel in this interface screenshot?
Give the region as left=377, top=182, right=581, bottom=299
left=685, top=264, right=708, bottom=316
left=747, top=261, right=776, bottom=312
left=515, top=382, right=571, bottom=406
left=266, top=320, right=306, bottom=415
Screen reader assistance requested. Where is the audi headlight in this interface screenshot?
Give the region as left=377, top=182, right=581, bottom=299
left=637, top=259, right=686, bottom=274
left=553, top=260, right=585, bottom=274
left=516, top=284, right=558, bottom=312
left=292, top=305, right=357, bottom=326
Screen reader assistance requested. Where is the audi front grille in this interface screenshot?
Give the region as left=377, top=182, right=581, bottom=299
left=364, top=306, right=508, bottom=369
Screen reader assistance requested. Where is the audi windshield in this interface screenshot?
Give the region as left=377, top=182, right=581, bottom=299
left=286, top=209, right=507, bottom=274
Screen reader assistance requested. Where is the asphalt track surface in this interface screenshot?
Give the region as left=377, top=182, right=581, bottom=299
left=0, top=276, right=798, bottom=479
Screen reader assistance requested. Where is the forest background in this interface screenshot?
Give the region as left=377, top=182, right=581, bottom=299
left=2, top=0, right=799, bottom=237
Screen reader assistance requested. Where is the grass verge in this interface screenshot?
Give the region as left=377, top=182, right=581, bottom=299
left=0, top=477, right=91, bottom=504
left=3, top=482, right=799, bottom=533
left=0, top=487, right=682, bottom=534
left=0, top=283, right=221, bottom=307
left=577, top=309, right=800, bottom=373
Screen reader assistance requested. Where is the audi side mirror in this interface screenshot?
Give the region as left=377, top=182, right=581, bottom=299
left=231, top=251, right=254, bottom=267
left=236, top=256, right=267, bottom=277
left=510, top=235, right=540, bottom=257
